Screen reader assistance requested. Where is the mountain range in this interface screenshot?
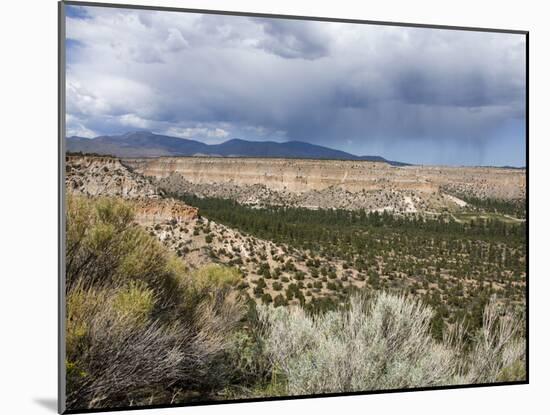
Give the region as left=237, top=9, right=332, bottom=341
left=66, top=131, right=410, bottom=166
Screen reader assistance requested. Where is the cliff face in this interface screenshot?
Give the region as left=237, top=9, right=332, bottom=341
left=65, top=155, right=198, bottom=225
left=124, top=157, right=438, bottom=193
left=66, top=155, right=159, bottom=199
left=124, top=157, right=525, bottom=200
left=131, top=198, right=198, bottom=226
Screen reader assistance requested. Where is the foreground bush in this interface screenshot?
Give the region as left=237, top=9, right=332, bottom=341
left=256, top=292, right=525, bottom=395
left=65, top=196, right=245, bottom=409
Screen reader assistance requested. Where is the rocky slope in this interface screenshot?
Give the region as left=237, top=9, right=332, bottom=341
left=65, top=155, right=360, bottom=304
left=66, top=155, right=159, bottom=199
left=65, top=155, right=198, bottom=226
left=123, top=157, right=525, bottom=213
left=155, top=173, right=435, bottom=213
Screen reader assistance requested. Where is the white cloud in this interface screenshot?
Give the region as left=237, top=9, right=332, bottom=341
left=210, top=128, right=230, bottom=138
left=64, top=5, right=526, bottom=164
left=165, top=28, right=189, bottom=52
left=164, top=126, right=230, bottom=142
left=119, top=113, right=151, bottom=128
left=66, top=80, right=111, bottom=116
left=66, top=114, right=98, bottom=138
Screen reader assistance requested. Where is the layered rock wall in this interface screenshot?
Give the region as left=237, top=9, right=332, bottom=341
left=124, top=157, right=525, bottom=200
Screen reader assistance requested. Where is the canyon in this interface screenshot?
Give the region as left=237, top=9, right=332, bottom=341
left=123, top=156, right=525, bottom=212
left=64, top=154, right=526, bottom=310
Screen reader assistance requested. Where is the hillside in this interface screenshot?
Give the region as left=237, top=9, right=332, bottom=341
left=123, top=156, right=526, bottom=214
left=65, top=155, right=198, bottom=226
left=66, top=131, right=409, bottom=165
left=65, top=154, right=526, bottom=313
left=65, top=155, right=367, bottom=303
left=66, top=155, right=159, bottom=199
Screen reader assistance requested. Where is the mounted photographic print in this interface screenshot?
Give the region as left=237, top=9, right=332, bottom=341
left=58, top=1, right=528, bottom=413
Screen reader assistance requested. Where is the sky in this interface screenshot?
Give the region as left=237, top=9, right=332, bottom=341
left=65, top=5, right=527, bottom=166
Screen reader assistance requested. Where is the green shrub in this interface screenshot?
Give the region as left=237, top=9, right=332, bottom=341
left=193, top=264, right=242, bottom=289
left=261, top=293, right=273, bottom=304
left=65, top=196, right=245, bottom=410
left=112, top=280, right=155, bottom=324
left=273, top=294, right=288, bottom=307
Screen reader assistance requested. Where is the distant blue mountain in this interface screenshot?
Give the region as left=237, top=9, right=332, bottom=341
left=66, top=131, right=411, bottom=166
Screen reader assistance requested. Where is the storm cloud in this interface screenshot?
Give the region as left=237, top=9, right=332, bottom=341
left=65, top=5, right=526, bottom=166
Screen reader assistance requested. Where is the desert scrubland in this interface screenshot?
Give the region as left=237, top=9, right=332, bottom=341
left=65, top=154, right=526, bottom=410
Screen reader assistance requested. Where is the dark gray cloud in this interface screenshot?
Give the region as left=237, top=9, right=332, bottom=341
left=254, top=18, right=331, bottom=59
left=65, top=5, right=526, bottom=165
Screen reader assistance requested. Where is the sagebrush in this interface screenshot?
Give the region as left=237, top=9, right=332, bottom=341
left=256, top=292, right=526, bottom=395
left=65, top=196, right=526, bottom=409
left=65, top=196, right=245, bottom=409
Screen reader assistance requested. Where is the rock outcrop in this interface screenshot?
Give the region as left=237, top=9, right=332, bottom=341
left=66, top=155, right=159, bottom=199
left=131, top=198, right=198, bottom=226
left=123, top=157, right=525, bottom=212
left=65, top=155, right=198, bottom=224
